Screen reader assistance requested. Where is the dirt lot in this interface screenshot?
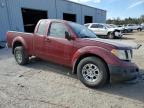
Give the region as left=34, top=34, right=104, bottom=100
left=0, top=31, right=144, bottom=108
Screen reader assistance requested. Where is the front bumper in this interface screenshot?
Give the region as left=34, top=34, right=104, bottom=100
left=114, top=31, right=123, bottom=38
left=108, top=64, right=139, bottom=82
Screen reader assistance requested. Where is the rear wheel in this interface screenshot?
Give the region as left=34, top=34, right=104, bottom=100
left=14, top=46, right=29, bottom=65
left=77, top=57, right=108, bottom=88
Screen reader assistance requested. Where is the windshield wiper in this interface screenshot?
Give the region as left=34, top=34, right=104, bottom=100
left=80, top=35, right=97, bottom=38
left=80, top=35, right=90, bottom=38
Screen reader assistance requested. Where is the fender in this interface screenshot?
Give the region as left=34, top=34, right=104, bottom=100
left=71, top=46, right=120, bottom=73
left=12, top=36, right=28, bottom=52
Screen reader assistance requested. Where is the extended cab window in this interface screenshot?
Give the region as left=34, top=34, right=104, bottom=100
left=37, top=21, right=48, bottom=36
left=49, top=22, right=68, bottom=38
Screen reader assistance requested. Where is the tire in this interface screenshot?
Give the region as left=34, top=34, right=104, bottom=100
left=107, top=32, right=114, bottom=39
left=124, top=29, right=128, bottom=33
left=137, top=28, right=142, bottom=32
left=14, top=46, right=29, bottom=65
left=77, top=57, right=108, bottom=88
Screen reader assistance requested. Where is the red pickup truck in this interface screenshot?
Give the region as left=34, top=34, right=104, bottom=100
left=7, top=19, right=139, bottom=88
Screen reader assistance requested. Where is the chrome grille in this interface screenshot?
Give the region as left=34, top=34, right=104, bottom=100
left=125, top=50, right=133, bottom=60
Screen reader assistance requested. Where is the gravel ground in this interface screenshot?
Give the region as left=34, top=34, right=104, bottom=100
left=0, top=31, right=144, bottom=108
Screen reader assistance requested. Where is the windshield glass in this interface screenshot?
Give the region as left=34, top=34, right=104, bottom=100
left=69, top=22, right=97, bottom=38
left=105, top=24, right=113, bottom=28
left=109, top=24, right=117, bottom=28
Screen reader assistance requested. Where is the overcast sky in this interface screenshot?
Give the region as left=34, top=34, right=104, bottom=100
left=68, top=0, right=144, bottom=19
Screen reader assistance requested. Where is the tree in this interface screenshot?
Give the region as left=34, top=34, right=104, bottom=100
left=106, top=15, right=144, bottom=25
left=140, top=15, right=144, bottom=23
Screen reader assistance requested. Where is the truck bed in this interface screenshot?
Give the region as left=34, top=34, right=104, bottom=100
left=7, top=31, right=34, bottom=54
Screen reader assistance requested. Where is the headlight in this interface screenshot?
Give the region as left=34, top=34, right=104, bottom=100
left=111, top=49, right=132, bottom=61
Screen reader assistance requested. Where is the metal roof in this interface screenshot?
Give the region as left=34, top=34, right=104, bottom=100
left=62, top=0, right=106, bottom=12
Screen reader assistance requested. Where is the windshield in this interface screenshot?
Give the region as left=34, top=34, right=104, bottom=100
left=109, top=24, right=117, bottom=28
left=105, top=24, right=113, bottom=28
left=118, top=25, right=122, bottom=27
left=69, top=22, right=97, bottom=38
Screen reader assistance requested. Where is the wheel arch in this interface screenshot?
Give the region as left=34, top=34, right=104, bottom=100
left=107, top=31, right=113, bottom=34
left=72, top=53, right=110, bottom=81
left=12, top=41, right=23, bottom=54
left=12, top=37, right=27, bottom=54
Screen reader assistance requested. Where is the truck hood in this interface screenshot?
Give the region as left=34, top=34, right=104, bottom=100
left=87, top=38, right=140, bottom=49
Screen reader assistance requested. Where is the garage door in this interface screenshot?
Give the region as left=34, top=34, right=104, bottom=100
left=63, top=13, right=76, bottom=22
left=21, top=8, right=48, bottom=33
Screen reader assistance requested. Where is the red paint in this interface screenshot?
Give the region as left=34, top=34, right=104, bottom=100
left=6, top=19, right=137, bottom=71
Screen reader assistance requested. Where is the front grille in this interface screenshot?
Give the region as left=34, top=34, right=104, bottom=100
left=125, top=50, right=133, bottom=60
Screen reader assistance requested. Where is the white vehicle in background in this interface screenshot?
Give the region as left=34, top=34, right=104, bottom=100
left=109, top=24, right=133, bottom=33
left=84, top=23, right=123, bottom=39
left=117, top=25, right=133, bottom=33
left=141, top=23, right=144, bottom=30
left=126, top=24, right=142, bottom=31
left=108, top=24, right=124, bottom=31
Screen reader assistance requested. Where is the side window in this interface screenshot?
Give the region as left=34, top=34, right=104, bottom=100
left=37, top=21, right=48, bottom=36
left=128, top=24, right=133, bottom=26
left=98, top=24, right=104, bottom=28
left=49, top=22, right=68, bottom=38
left=90, top=24, right=98, bottom=28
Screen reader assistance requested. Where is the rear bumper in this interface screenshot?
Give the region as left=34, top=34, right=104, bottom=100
left=108, top=64, right=139, bottom=82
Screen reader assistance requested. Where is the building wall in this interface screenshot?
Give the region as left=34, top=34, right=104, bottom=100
left=96, top=9, right=106, bottom=23
left=6, top=0, right=56, bottom=32
left=81, top=5, right=97, bottom=24
left=56, top=0, right=82, bottom=23
left=0, top=0, right=106, bottom=41
left=0, top=0, right=10, bottom=41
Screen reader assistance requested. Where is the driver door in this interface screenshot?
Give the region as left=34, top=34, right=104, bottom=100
left=43, top=22, right=74, bottom=66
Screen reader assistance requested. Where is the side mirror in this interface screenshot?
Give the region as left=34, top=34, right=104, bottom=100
left=65, top=31, right=72, bottom=40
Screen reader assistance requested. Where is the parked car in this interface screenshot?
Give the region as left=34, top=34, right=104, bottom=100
left=141, top=23, right=144, bottom=30
left=108, top=24, right=124, bottom=31
left=126, top=24, right=142, bottom=31
left=108, top=24, right=132, bottom=33
left=84, top=23, right=123, bottom=39
left=7, top=19, right=139, bottom=88
left=117, top=25, right=133, bottom=33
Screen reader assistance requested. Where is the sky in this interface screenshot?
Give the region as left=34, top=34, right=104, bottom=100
left=68, top=0, right=144, bottom=19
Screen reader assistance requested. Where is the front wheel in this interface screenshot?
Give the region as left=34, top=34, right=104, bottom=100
left=137, top=28, right=142, bottom=32
left=77, top=57, right=108, bottom=88
left=107, top=32, right=114, bottom=39
left=14, top=46, right=29, bottom=65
